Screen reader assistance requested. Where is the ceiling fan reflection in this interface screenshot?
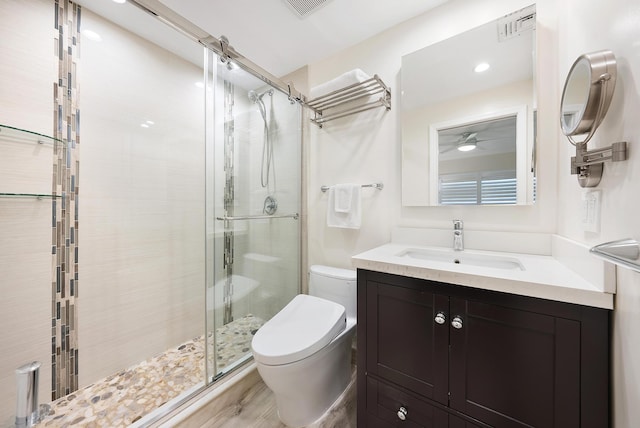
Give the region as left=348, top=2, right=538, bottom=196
left=440, top=132, right=488, bottom=153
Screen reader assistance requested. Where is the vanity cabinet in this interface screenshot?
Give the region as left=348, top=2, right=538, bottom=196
left=356, top=269, right=610, bottom=428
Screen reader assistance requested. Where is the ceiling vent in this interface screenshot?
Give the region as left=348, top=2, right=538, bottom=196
left=498, top=4, right=536, bottom=42
left=283, top=0, right=332, bottom=18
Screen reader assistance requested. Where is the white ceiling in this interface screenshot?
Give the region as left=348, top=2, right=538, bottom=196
left=401, top=13, right=535, bottom=112
left=82, top=0, right=450, bottom=78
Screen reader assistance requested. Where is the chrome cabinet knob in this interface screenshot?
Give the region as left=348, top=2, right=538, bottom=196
left=451, top=316, right=463, bottom=329
left=434, top=312, right=446, bottom=325
left=397, top=406, right=408, bottom=421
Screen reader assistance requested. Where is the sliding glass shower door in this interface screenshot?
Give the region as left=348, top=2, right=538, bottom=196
left=0, top=1, right=302, bottom=422
left=205, top=52, right=302, bottom=381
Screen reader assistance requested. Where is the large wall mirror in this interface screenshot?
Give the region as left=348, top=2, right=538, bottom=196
left=401, top=4, right=537, bottom=206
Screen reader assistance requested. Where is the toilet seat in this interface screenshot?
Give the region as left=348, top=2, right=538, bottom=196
left=251, top=294, right=346, bottom=366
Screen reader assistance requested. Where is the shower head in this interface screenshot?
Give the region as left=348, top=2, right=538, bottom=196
left=248, top=89, right=274, bottom=103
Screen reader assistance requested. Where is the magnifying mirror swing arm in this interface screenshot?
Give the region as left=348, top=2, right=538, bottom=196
left=561, top=50, right=627, bottom=188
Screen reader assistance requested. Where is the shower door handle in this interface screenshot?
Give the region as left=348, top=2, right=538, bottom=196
left=216, top=213, right=299, bottom=221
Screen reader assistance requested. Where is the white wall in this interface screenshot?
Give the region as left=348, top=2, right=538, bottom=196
left=307, top=0, right=640, bottom=425
left=307, top=0, right=554, bottom=270
left=554, top=0, right=640, bottom=426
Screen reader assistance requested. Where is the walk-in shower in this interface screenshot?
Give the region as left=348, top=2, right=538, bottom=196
left=0, top=0, right=302, bottom=425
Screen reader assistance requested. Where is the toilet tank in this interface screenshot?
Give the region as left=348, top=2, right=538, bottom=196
left=309, top=265, right=357, bottom=320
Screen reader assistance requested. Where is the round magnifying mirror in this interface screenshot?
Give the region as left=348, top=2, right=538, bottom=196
left=560, top=50, right=617, bottom=145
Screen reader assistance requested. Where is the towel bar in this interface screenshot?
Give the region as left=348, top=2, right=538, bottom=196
left=321, top=183, right=384, bottom=192
left=217, top=213, right=299, bottom=221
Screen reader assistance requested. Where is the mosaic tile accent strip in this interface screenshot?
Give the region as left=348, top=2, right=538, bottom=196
left=52, top=0, right=81, bottom=400
left=36, top=315, right=263, bottom=427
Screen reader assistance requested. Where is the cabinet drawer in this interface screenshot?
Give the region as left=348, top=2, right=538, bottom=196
left=364, top=376, right=489, bottom=428
left=365, top=376, right=448, bottom=427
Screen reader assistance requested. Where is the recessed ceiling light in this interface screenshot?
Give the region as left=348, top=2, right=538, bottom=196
left=112, top=0, right=126, bottom=4
left=474, top=62, right=490, bottom=73
left=81, top=29, right=102, bottom=42
left=140, top=123, right=150, bottom=128
left=145, top=120, right=155, bottom=125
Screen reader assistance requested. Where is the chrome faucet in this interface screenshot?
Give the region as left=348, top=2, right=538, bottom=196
left=453, top=220, right=464, bottom=251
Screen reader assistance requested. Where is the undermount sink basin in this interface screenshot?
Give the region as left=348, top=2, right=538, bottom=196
left=397, top=248, right=525, bottom=271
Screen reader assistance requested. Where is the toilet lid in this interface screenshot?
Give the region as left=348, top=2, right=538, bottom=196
left=251, top=294, right=346, bottom=366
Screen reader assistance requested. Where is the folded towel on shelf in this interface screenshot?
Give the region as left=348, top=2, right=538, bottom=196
left=327, top=184, right=361, bottom=229
left=310, top=69, right=371, bottom=99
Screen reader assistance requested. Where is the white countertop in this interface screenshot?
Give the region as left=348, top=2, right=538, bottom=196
left=352, top=243, right=614, bottom=309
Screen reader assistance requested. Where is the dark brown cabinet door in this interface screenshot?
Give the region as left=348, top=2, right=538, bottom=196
left=364, top=278, right=449, bottom=405
left=448, top=297, right=582, bottom=427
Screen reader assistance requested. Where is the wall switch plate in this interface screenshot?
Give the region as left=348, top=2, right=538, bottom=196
left=581, top=190, right=601, bottom=233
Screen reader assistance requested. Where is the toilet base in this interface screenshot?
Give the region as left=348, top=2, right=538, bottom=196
left=255, top=327, right=354, bottom=428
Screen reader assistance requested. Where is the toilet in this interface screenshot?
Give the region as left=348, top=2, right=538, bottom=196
left=251, top=265, right=357, bottom=428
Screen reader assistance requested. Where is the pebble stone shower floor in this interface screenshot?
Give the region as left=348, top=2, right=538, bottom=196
left=36, top=315, right=264, bottom=427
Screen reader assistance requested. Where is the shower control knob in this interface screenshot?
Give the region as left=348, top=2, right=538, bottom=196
left=263, top=196, right=278, bottom=215
left=434, top=312, right=446, bottom=325
left=397, top=406, right=408, bottom=421
left=451, top=316, right=464, bottom=329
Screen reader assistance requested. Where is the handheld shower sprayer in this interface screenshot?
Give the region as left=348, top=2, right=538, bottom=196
left=248, top=89, right=276, bottom=189
left=248, top=89, right=274, bottom=103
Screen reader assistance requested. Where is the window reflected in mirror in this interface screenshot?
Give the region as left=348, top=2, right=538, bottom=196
left=437, top=115, right=517, bottom=205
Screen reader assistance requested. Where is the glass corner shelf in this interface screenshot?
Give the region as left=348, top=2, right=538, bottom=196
left=0, top=192, right=60, bottom=199
left=0, top=124, right=64, bottom=200
left=0, top=123, right=65, bottom=146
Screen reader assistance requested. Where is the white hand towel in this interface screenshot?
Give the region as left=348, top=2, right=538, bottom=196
left=327, top=184, right=361, bottom=229
left=334, top=183, right=356, bottom=213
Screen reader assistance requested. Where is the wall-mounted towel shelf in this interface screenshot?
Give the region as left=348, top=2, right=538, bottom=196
left=307, top=75, right=391, bottom=127
left=590, top=238, right=640, bottom=273
left=321, top=182, right=384, bottom=192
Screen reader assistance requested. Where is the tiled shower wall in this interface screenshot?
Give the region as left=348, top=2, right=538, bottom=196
left=77, top=7, right=205, bottom=388
left=0, top=0, right=205, bottom=423
left=0, top=0, right=55, bottom=423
